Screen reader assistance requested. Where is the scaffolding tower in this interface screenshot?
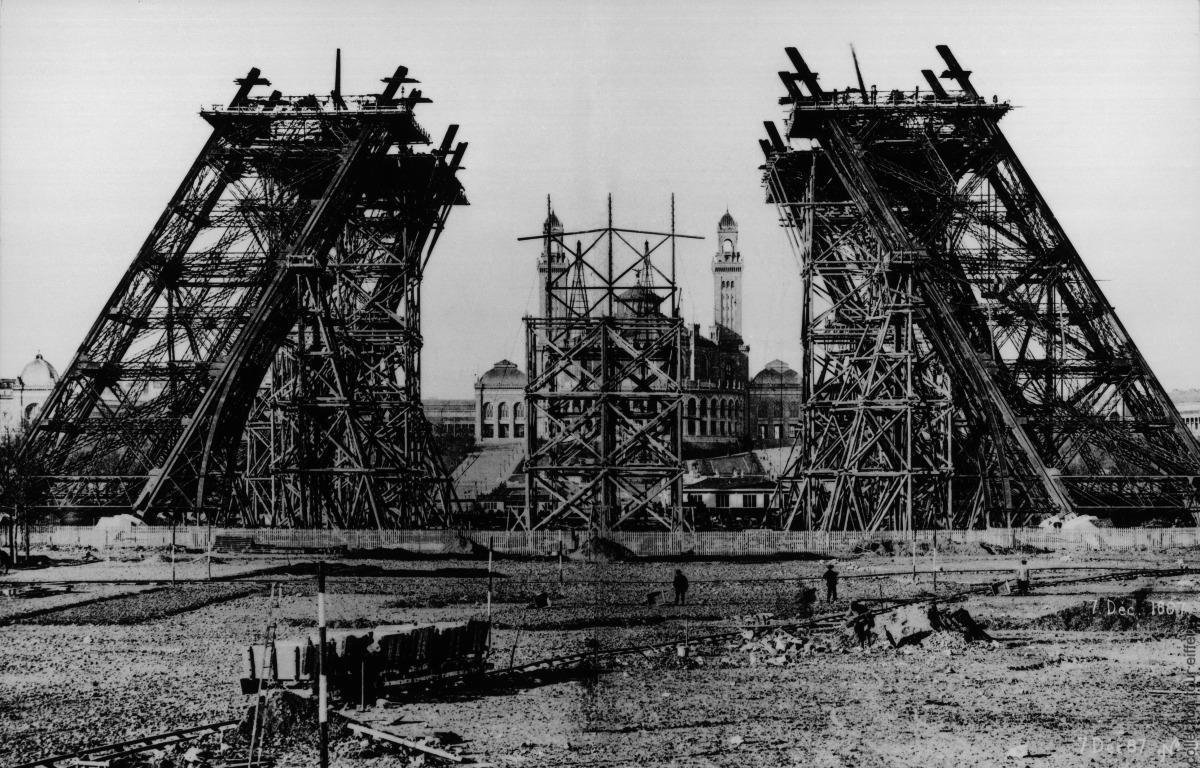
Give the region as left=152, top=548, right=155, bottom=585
left=762, top=45, right=1200, bottom=531
left=519, top=197, right=700, bottom=532
left=20, top=62, right=467, bottom=527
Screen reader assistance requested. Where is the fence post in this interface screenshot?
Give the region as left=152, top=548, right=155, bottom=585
left=316, top=561, right=328, bottom=768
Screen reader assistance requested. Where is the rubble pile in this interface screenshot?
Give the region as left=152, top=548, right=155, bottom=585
left=860, top=601, right=993, bottom=648
left=139, top=733, right=232, bottom=768
left=238, top=689, right=325, bottom=747
left=718, top=626, right=842, bottom=665
left=568, top=537, right=639, bottom=562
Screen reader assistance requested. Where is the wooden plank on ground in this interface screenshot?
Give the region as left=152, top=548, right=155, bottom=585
left=347, top=722, right=464, bottom=763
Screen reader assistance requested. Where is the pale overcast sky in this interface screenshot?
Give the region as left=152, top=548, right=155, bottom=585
left=1, top=0, right=1198, bottom=397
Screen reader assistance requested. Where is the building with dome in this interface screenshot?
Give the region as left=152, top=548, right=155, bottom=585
left=474, top=359, right=527, bottom=443
left=749, top=359, right=802, bottom=446
left=0, top=353, right=60, bottom=437
left=426, top=210, right=770, bottom=508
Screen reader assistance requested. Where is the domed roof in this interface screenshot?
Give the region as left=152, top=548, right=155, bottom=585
left=718, top=209, right=737, bottom=230
left=544, top=210, right=563, bottom=233
left=476, top=359, right=526, bottom=389
left=751, top=359, right=798, bottom=386
left=19, top=353, right=58, bottom=389
left=612, top=286, right=664, bottom=319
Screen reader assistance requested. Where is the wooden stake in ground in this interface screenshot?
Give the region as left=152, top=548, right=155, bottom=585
left=932, top=529, right=938, bottom=594
left=317, top=561, right=328, bottom=768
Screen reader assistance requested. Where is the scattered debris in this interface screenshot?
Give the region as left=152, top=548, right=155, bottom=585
left=864, top=602, right=992, bottom=648
left=1005, top=743, right=1029, bottom=759
left=239, top=689, right=322, bottom=747
left=440, top=534, right=489, bottom=558
left=568, top=537, right=638, bottom=562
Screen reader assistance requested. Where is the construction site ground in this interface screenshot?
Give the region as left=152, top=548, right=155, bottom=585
left=1, top=545, right=1196, bottom=767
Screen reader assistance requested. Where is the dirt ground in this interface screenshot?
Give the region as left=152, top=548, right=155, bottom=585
left=0, top=546, right=1197, bottom=767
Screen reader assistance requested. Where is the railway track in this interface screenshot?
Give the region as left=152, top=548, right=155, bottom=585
left=10, top=719, right=239, bottom=768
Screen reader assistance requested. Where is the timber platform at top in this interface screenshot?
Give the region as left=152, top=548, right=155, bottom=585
left=203, top=93, right=428, bottom=117
left=783, top=91, right=1012, bottom=115
left=199, top=63, right=437, bottom=145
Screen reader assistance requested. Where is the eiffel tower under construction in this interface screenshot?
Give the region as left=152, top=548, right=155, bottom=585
left=18, top=58, right=467, bottom=528
left=761, top=45, right=1200, bottom=532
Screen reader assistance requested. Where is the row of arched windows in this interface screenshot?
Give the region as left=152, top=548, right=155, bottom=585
left=481, top=400, right=525, bottom=439
left=756, top=400, right=801, bottom=419
left=685, top=396, right=744, bottom=438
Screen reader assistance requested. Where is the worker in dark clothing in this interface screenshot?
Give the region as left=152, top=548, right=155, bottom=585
left=673, top=568, right=689, bottom=605
left=1015, top=559, right=1032, bottom=595
left=823, top=564, right=839, bottom=603
left=849, top=601, right=875, bottom=647
left=796, top=583, right=817, bottom=617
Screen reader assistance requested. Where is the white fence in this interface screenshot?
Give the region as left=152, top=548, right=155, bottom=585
left=25, top=525, right=1200, bottom=557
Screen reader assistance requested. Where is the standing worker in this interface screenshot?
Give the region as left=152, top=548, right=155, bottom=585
left=673, top=568, right=689, bottom=605
left=1015, top=558, right=1032, bottom=595
left=823, top=563, right=839, bottom=603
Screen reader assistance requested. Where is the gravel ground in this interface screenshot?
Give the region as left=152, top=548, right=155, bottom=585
left=0, top=551, right=1197, bottom=767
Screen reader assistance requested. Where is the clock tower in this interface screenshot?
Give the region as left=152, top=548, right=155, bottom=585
left=711, top=210, right=742, bottom=341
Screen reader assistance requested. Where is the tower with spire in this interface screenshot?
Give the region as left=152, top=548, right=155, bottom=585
left=711, top=210, right=743, bottom=342
left=537, top=207, right=567, bottom=318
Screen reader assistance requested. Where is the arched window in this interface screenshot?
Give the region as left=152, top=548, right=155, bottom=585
left=514, top=402, right=525, bottom=420
left=498, top=402, right=508, bottom=420
left=481, top=402, right=494, bottom=439
left=699, top=399, right=708, bottom=418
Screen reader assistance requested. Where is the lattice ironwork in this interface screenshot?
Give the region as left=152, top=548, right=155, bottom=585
left=20, top=64, right=467, bottom=527
left=762, top=46, right=1200, bottom=530
left=518, top=198, right=699, bottom=532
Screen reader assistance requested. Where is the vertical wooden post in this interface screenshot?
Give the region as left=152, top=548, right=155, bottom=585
left=932, top=529, right=938, bottom=595
left=21, top=503, right=29, bottom=561
left=317, top=561, right=328, bottom=768
left=486, top=537, right=494, bottom=626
